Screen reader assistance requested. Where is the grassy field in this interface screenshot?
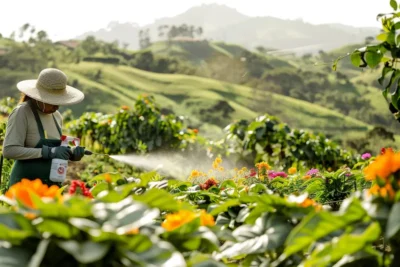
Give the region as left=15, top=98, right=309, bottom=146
left=59, top=62, right=371, bottom=139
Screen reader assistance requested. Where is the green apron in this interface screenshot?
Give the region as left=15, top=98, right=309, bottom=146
left=8, top=100, right=63, bottom=188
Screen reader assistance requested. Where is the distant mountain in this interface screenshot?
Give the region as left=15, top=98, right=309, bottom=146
left=207, top=18, right=379, bottom=54
left=149, top=4, right=249, bottom=33
left=76, top=21, right=140, bottom=48
left=75, top=4, right=379, bottom=53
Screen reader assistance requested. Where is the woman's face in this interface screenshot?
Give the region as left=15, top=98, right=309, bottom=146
left=35, top=100, right=59, bottom=114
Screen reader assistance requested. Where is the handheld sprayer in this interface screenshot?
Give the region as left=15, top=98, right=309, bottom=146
left=49, top=135, right=107, bottom=183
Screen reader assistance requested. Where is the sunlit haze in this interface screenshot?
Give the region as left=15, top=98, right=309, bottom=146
left=1, top=0, right=390, bottom=41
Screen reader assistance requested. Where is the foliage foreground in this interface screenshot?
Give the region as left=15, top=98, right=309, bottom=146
left=0, top=149, right=399, bottom=267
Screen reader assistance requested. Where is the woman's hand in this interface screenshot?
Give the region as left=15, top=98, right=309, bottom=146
left=70, top=146, right=85, bottom=161
left=42, top=145, right=72, bottom=160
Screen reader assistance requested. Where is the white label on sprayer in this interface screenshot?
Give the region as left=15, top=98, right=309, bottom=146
left=49, top=158, right=68, bottom=183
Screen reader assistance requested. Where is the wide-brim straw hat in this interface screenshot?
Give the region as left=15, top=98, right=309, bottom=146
left=16, top=68, right=84, bottom=106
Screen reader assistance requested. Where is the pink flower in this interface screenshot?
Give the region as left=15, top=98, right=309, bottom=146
left=306, top=169, right=319, bottom=176
left=361, top=153, right=371, bottom=160
left=268, top=171, right=287, bottom=179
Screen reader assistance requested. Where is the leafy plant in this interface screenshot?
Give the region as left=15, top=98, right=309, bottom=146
left=223, top=114, right=356, bottom=169
left=66, top=95, right=197, bottom=155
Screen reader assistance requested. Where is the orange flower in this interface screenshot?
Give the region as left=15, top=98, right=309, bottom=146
left=300, top=198, right=321, bottom=211
left=125, top=227, right=139, bottom=235
left=255, top=162, right=271, bottom=171
left=364, top=150, right=400, bottom=181
left=104, top=173, right=112, bottom=183
left=24, top=212, right=37, bottom=220
left=5, top=179, right=61, bottom=208
left=193, top=129, right=199, bottom=134
left=288, top=167, right=297, bottom=175
left=162, top=210, right=215, bottom=231
left=212, top=157, right=223, bottom=170
left=303, top=175, right=311, bottom=180
left=189, top=170, right=200, bottom=178
left=162, top=210, right=196, bottom=231
left=188, top=170, right=206, bottom=180
left=200, top=210, right=215, bottom=227
left=121, top=105, right=130, bottom=111
left=367, top=183, right=395, bottom=200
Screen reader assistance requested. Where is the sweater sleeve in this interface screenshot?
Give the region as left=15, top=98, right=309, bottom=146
left=3, top=106, right=43, bottom=160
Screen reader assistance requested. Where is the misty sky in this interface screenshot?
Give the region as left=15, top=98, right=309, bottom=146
left=1, top=0, right=390, bottom=41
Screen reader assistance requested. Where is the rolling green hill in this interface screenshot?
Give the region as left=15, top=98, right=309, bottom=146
left=56, top=62, right=370, bottom=140
left=140, top=40, right=293, bottom=68
left=0, top=35, right=394, bottom=143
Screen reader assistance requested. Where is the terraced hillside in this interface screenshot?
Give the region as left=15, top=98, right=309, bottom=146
left=58, top=62, right=370, bottom=139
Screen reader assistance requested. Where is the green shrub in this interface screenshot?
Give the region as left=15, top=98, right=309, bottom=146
left=223, top=114, right=356, bottom=169
left=66, top=95, right=196, bottom=155
left=82, top=56, right=120, bottom=64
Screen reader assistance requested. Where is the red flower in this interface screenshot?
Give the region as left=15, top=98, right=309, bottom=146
left=200, top=178, right=218, bottom=190
left=245, top=168, right=257, bottom=178
left=69, top=180, right=93, bottom=198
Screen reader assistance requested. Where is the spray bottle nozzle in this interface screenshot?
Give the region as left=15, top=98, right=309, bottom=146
left=84, top=149, right=109, bottom=157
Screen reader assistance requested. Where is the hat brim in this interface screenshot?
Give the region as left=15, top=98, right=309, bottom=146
left=17, top=80, right=84, bottom=106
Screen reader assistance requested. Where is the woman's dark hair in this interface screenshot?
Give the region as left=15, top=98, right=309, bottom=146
left=18, top=93, right=31, bottom=104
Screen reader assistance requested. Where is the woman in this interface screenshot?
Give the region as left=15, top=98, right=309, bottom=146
left=3, top=68, right=85, bottom=187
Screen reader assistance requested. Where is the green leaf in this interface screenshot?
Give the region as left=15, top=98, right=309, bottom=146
left=350, top=52, right=361, bottom=67
left=386, top=202, right=400, bottom=239
left=127, top=234, right=153, bottom=253
left=275, top=198, right=367, bottom=264
left=187, top=253, right=227, bottom=267
left=57, top=240, right=111, bottom=264
left=220, top=180, right=237, bottom=189
left=391, top=0, right=398, bottom=10
left=215, top=212, right=233, bottom=226
left=97, top=183, right=139, bottom=203
left=124, top=237, right=185, bottom=267
left=90, top=182, right=109, bottom=196
left=0, top=212, right=35, bottom=232
left=92, top=197, right=159, bottom=234
left=68, top=217, right=100, bottom=232
left=217, top=213, right=292, bottom=259
left=139, top=171, right=159, bottom=186
left=248, top=183, right=268, bottom=194
left=378, top=66, right=394, bottom=87
left=28, top=239, right=50, bottom=267
left=365, top=51, right=383, bottom=68
left=303, top=223, right=381, bottom=267
left=34, top=219, right=78, bottom=239
left=34, top=197, right=92, bottom=218
left=89, top=172, right=122, bottom=183
left=0, top=246, right=33, bottom=267
left=209, top=199, right=240, bottom=216
left=0, top=222, right=35, bottom=244
left=164, top=219, right=219, bottom=253
left=376, top=32, right=388, bottom=41
left=333, top=247, right=381, bottom=267
left=133, top=188, right=193, bottom=211
left=391, top=88, right=400, bottom=110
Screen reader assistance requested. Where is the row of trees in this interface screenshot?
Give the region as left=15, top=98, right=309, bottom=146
left=139, top=24, right=204, bottom=49
left=9, top=23, right=49, bottom=43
